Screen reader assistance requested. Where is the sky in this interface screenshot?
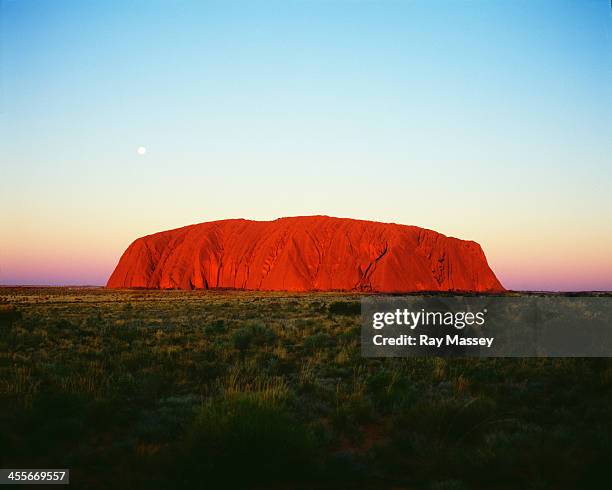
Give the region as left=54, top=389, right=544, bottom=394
left=1, top=0, right=611, bottom=291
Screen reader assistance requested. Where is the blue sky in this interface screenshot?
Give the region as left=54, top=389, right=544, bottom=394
left=1, top=0, right=611, bottom=290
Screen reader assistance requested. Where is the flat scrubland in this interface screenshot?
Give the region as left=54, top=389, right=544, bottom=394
left=1, top=287, right=611, bottom=489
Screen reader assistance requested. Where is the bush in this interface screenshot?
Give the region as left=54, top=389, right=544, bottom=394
left=232, top=327, right=253, bottom=354
left=174, top=394, right=317, bottom=485
left=303, top=333, right=331, bottom=352
left=0, top=305, right=21, bottom=330
left=233, top=323, right=276, bottom=355
left=204, top=319, right=225, bottom=335
left=248, top=322, right=277, bottom=346
left=328, top=301, right=361, bottom=316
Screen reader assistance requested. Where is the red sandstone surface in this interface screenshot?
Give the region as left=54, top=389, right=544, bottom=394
left=107, top=216, right=504, bottom=292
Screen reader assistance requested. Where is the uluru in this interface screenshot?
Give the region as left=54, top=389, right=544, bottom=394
left=107, top=216, right=504, bottom=292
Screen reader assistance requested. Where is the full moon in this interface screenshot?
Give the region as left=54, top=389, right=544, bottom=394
left=137, top=146, right=147, bottom=155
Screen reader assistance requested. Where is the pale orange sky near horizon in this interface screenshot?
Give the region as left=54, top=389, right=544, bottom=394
left=2, top=208, right=611, bottom=291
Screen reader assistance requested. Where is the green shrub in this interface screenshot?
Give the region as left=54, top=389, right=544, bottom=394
left=328, top=301, right=361, bottom=316
left=366, top=369, right=412, bottom=408
left=304, top=332, right=331, bottom=352
left=54, top=319, right=74, bottom=331
left=232, top=327, right=253, bottom=354
left=248, top=322, right=276, bottom=346
left=232, top=322, right=276, bottom=355
left=174, top=394, right=317, bottom=485
left=204, top=319, right=225, bottom=335
left=0, top=305, right=21, bottom=329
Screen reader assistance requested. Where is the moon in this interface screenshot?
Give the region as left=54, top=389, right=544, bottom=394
left=137, top=146, right=147, bottom=155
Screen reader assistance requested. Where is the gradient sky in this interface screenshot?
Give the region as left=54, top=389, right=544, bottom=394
left=1, top=0, right=611, bottom=290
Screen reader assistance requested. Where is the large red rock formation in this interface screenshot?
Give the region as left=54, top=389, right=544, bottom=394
left=107, top=216, right=504, bottom=292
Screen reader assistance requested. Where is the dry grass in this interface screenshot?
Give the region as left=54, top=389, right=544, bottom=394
left=0, top=287, right=611, bottom=489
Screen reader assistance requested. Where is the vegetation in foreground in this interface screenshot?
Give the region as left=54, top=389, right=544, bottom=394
left=1, top=287, right=611, bottom=489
